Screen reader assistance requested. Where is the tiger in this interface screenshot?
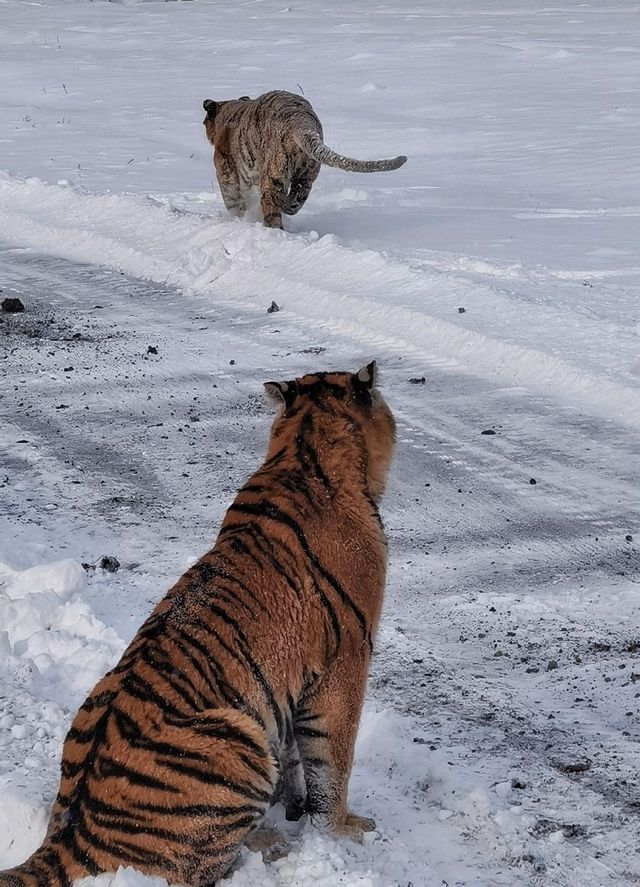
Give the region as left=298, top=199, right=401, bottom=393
left=202, top=90, right=407, bottom=229
left=0, top=362, right=396, bottom=887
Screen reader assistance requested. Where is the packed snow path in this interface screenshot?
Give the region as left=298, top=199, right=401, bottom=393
left=1, top=246, right=638, bottom=886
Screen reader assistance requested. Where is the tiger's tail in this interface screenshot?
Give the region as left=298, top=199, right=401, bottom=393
left=0, top=845, right=85, bottom=887
left=295, top=131, right=407, bottom=173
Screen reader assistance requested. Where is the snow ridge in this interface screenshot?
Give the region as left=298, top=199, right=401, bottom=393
left=1, top=174, right=638, bottom=430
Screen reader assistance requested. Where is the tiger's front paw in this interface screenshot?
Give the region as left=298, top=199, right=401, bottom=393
left=312, top=811, right=377, bottom=843
left=345, top=812, right=376, bottom=834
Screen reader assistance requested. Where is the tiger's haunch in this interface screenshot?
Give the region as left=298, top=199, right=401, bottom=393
left=0, top=362, right=395, bottom=887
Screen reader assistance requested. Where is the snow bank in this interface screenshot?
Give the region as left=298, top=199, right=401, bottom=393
left=0, top=560, right=124, bottom=868
left=1, top=174, right=638, bottom=430
left=77, top=835, right=381, bottom=887
left=0, top=559, right=123, bottom=706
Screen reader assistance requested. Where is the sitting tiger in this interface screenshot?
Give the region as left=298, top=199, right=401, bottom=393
left=0, top=362, right=396, bottom=887
left=203, top=90, right=407, bottom=229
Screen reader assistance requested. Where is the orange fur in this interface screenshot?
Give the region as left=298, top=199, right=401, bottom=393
left=0, top=363, right=395, bottom=887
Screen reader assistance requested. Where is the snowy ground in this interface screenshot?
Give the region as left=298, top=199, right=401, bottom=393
left=1, top=1, right=639, bottom=885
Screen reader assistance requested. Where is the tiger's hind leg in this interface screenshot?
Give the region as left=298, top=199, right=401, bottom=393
left=294, top=654, right=375, bottom=841
left=214, top=152, right=248, bottom=217
left=283, top=162, right=320, bottom=216
left=258, top=155, right=291, bottom=229
left=69, top=704, right=277, bottom=886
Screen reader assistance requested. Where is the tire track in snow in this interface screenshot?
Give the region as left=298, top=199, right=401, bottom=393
left=1, top=174, right=639, bottom=429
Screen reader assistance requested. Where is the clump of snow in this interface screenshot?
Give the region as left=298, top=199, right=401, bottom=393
left=76, top=835, right=382, bottom=887
left=0, top=560, right=124, bottom=868
left=0, top=560, right=123, bottom=706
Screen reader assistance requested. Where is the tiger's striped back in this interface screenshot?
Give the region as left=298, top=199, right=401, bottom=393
left=0, top=363, right=395, bottom=886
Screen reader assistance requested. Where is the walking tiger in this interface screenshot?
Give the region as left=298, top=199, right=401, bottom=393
left=203, top=90, right=407, bottom=229
left=0, top=362, right=396, bottom=887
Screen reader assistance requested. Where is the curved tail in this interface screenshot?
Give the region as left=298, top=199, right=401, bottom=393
left=0, top=845, right=85, bottom=887
left=296, top=131, right=407, bottom=173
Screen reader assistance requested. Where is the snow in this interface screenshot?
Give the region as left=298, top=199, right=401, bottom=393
left=1, top=1, right=639, bottom=885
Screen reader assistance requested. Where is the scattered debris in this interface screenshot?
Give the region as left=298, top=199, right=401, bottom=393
left=521, top=853, right=546, bottom=874
left=99, top=555, right=120, bottom=573
left=481, top=429, right=496, bottom=435
left=82, top=555, right=121, bottom=574
left=1, top=297, right=25, bottom=313
left=625, top=534, right=633, bottom=542
left=146, top=345, right=158, bottom=355
left=408, top=376, right=426, bottom=385
left=529, top=477, right=537, bottom=485
left=267, top=300, right=280, bottom=313
left=531, top=818, right=588, bottom=839
left=552, top=757, right=592, bottom=774
left=458, top=306, right=466, bottom=314
left=547, top=659, right=559, bottom=671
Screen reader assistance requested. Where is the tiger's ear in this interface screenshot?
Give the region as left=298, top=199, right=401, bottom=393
left=203, top=99, right=218, bottom=119
left=354, top=360, right=378, bottom=392
left=238, top=95, right=251, bottom=102
left=264, top=379, right=298, bottom=412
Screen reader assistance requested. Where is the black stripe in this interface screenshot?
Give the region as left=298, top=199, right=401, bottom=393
left=65, top=829, right=101, bottom=875
left=166, top=625, right=266, bottom=728
left=27, top=849, right=69, bottom=887
left=93, top=753, right=180, bottom=793
left=212, top=582, right=261, bottom=618
left=159, top=758, right=272, bottom=803
left=65, top=724, right=97, bottom=744
left=72, top=814, right=184, bottom=872
left=121, top=671, right=186, bottom=718
left=214, top=556, right=268, bottom=613
left=260, top=446, right=287, bottom=469
left=237, top=522, right=305, bottom=600
left=131, top=799, right=263, bottom=818
left=86, top=808, right=211, bottom=849
left=112, top=708, right=213, bottom=766
left=60, top=759, right=84, bottom=779
left=164, top=625, right=218, bottom=693
left=295, top=725, right=328, bottom=739
left=138, top=644, right=209, bottom=710
left=237, top=750, right=274, bottom=782
left=199, top=607, right=284, bottom=742
left=79, top=689, right=117, bottom=713
left=222, top=520, right=341, bottom=654
left=83, top=793, right=148, bottom=825
left=226, top=501, right=367, bottom=639
left=175, top=717, right=267, bottom=758
left=296, top=411, right=334, bottom=492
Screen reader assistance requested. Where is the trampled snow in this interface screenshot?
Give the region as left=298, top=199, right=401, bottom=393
left=0, top=1, right=639, bottom=885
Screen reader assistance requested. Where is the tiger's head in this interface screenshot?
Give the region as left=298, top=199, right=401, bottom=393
left=202, top=96, right=252, bottom=143
left=264, top=362, right=396, bottom=501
